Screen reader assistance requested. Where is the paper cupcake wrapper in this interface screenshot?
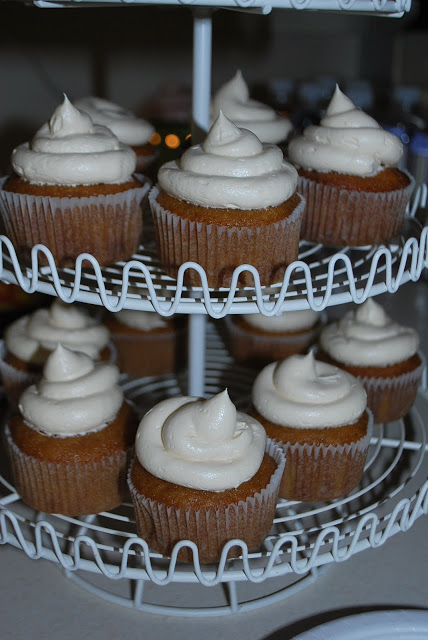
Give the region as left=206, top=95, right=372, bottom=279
left=128, top=438, right=285, bottom=564
left=149, top=186, right=305, bottom=288
left=5, top=422, right=129, bottom=515
left=0, top=176, right=151, bottom=267
left=273, top=409, right=373, bottom=502
left=356, top=351, right=425, bottom=424
left=224, top=315, right=319, bottom=365
left=297, top=172, right=415, bottom=246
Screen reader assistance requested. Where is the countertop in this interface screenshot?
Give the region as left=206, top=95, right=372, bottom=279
left=1, top=280, right=428, bottom=639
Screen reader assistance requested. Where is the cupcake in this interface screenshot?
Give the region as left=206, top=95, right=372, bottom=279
left=224, top=308, right=320, bottom=367
left=0, top=96, right=150, bottom=267
left=128, top=390, right=285, bottom=564
left=74, top=96, right=158, bottom=174
left=105, top=309, right=186, bottom=377
left=250, top=352, right=372, bottom=502
left=318, top=298, right=424, bottom=423
left=150, top=111, right=304, bottom=288
left=6, top=344, right=137, bottom=515
left=211, top=70, right=293, bottom=145
left=288, top=85, right=413, bottom=246
left=0, top=298, right=112, bottom=407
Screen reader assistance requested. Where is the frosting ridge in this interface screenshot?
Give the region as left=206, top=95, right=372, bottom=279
left=243, top=309, right=319, bottom=332
left=158, top=112, right=297, bottom=209
left=288, top=85, right=403, bottom=176
left=252, top=352, right=367, bottom=428
left=135, top=390, right=266, bottom=491
left=115, top=309, right=167, bottom=331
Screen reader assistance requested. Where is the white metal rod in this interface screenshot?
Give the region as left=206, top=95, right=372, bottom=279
left=192, top=9, right=212, bottom=136
left=188, top=314, right=207, bottom=397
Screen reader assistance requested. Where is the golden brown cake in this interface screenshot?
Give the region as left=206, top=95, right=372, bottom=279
left=6, top=345, right=137, bottom=515
left=128, top=391, right=285, bottom=563
left=251, top=353, right=372, bottom=502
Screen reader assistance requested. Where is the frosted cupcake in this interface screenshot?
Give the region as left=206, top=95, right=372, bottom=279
left=0, top=299, right=112, bottom=407
left=74, top=96, right=158, bottom=174
left=150, top=112, right=304, bottom=288
left=211, top=70, right=293, bottom=145
left=128, top=390, right=285, bottom=563
left=225, top=308, right=320, bottom=366
left=318, top=298, right=424, bottom=423
left=288, top=85, right=413, bottom=246
left=250, top=352, right=372, bottom=502
left=105, top=309, right=186, bottom=377
left=0, top=96, right=150, bottom=267
left=6, top=345, right=137, bottom=515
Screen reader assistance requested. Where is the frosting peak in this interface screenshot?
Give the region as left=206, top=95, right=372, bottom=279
left=158, top=112, right=297, bottom=209
left=49, top=95, right=94, bottom=137
left=211, top=71, right=292, bottom=144
left=252, top=352, right=367, bottom=428
left=135, top=390, right=266, bottom=491
left=43, top=343, right=93, bottom=382
left=288, top=84, right=403, bottom=176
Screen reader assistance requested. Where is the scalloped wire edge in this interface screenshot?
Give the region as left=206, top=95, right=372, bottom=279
left=1, top=480, right=427, bottom=586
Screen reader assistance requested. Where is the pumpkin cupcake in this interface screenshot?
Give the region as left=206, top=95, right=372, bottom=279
left=318, top=298, right=424, bottom=423
left=250, top=352, right=372, bottom=502
left=74, top=96, right=159, bottom=175
left=128, top=390, right=285, bottom=564
left=288, top=85, right=413, bottom=246
left=0, top=298, right=112, bottom=408
left=150, top=111, right=304, bottom=288
left=6, top=344, right=137, bottom=516
left=0, top=96, right=150, bottom=267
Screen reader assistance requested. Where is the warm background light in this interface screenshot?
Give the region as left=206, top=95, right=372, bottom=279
left=165, top=133, right=181, bottom=149
left=149, top=132, right=162, bottom=146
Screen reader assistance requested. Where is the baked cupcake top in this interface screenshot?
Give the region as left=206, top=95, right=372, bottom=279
left=113, top=309, right=168, bottom=331
left=242, top=308, right=319, bottom=333
left=211, top=70, right=293, bottom=145
left=19, top=344, right=123, bottom=436
left=135, top=389, right=266, bottom=491
left=157, top=111, right=297, bottom=209
left=74, top=96, right=155, bottom=146
left=319, top=298, right=419, bottom=367
left=288, top=85, right=403, bottom=177
left=252, top=352, right=366, bottom=428
left=5, top=299, right=110, bottom=364
left=11, top=95, right=136, bottom=186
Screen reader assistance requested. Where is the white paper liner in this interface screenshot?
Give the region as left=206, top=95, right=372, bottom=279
left=224, top=315, right=320, bottom=365
left=149, top=185, right=305, bottom=288
left=0, top=175, right=150, bottom=267
left=5, top=421, right=130, bottom=515
left=297, top=171, right=415, bottom=246
left=128, top=438, right=285, bottom=564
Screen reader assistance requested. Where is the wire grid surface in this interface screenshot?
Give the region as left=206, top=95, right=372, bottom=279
left=0, top=322, right=427, bottom=614
left=30, top=0, right=411, bottom=17
left=0, top=204, right=427, bottom=318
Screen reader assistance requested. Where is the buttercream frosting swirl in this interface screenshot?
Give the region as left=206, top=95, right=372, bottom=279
left=19, top=344, right=123, bottom=436
left=252, top=352, right=367, bottom=428
left=243, top=309, right=319, bottom=333
left=288, top=85, right=403, bottom=176
left=74, top=96, right=155, bottom=146
left=5, top=299, right=110, bottom=364
left=135, top=389, right=266, bottom=491
left=158, top=111, right=297, bottom=209
left=319, top=298, right=419, bottom=367
left=211, top=71, right=292, bottom=145
left=115, top=309, right=168, bottom=331
left=11, top=95, right=137, bottom=185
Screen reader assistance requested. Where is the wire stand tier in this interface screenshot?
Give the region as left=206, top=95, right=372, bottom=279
left=0, top=185, right=427, bottom=317
left=1, top=322, right=427, bottom=616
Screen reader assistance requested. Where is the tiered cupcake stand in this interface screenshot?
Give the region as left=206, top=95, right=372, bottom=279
left=1, top=0, right=427, bottom=618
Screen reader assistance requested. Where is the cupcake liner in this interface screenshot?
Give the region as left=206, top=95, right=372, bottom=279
left=0, top=176, right=151, bottom=267
left=128, top=438, right=285, bottom=564
left=149, top=186, right=305, bottom=288
left=274, top=410, right=374, bottom=502
left=5, top=422, right=129, bottom=515
left=356, top=351, right=425, bottom=424
left=224, top=315, right=319, bottom=366
left=0, top=340, right=40, bottom=411
left=297, top=172, right=414, bottom=246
